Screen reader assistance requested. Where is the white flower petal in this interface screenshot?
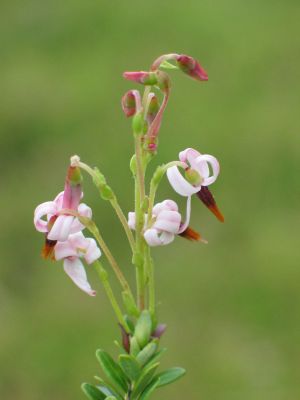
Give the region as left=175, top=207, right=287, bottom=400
left=34, top=201, right=56, bottom=232
left=195, top=155, right=220, bottom=186
left=84, top=238, right=101, bottom=264
left=159, top=231, right=175, bottom=245
left=179, top=148, right=201, bottom=164
left=47, top=215, right=74, bottom=241
left=167, top=166, right=199, bottom=197
left=63, top=258, right=96, bottom=296
left=55, top=240, right=77, bottom=260
left=153, top=210, right=181, bottom=233
left=128, top=212, right=136, bottom=230
left=69, top=203, right=92, bottom=234
left=144, top=229, right=163, bottom=246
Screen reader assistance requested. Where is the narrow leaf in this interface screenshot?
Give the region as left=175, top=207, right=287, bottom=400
left=134, top=310, right=152, bottom=348
left=144, top=348, right=167, bottom=369
left=81, top=383, right=106, bottom=400
left=131, top=362, right=159, bottom=398
left=155, top=367, right=186, bottom=387
left=96, top=349, right=128, bottom=393
left=119, top=354, right=141, bottom=382
left=136, top=341, right=157, bottom=366
left=139, top=378, right=161, bottom=400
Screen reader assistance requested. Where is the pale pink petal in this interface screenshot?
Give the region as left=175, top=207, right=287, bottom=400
left=167, top=166, right=199, bottom=196
left=195, top=155, right=220, bottom=186
left=179, top=148, right=201, bottom=163
left=153, top=199, right=178, bottom=215
left=47, top=215, right=74, bottom=241
left=53, top=191, right=65, bottom=209
left=69, top=203, right=92, bottom=234
left=128, top=212, right=136, bottom=230
left=63, top=258, right=96, bottom=296
left=178, top=196, right=192, bottom=233
left=153, top=210, right=181, bottom=233
left=34, top=201, right=56, bottom=232
left=84, top=238, right=101, bottom=264
left=159, top=231, right=175, bottom=245
left=55, top=241, right=77, bottom=260
left=144, top=229, right=163, bottom=246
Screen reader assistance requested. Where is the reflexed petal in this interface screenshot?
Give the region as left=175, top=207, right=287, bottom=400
left=159, top=231, right=175, bottom=245
left=69, top=203, right=92, bottom=234
left=53, top=191, right=65, bottom=209
left=195, top=155, right=220, bottom=185
left=153, top=210, right=181, bottom=233
left=84, top=238, right=101, bottom=264
left=63, top=258, right=96, bottom=296
left=144, top=228, right=163, bottom=246
left=55, top=240, right=77, bottom=260
left=34, top=201, right=56, bottom=232
left=179, top=148, right=201, bottom=164
left=167, top=166, right=199, bottom=196
left=47, top=215, right=74, bottom=241
left=153, top=199, right=178, bottom=216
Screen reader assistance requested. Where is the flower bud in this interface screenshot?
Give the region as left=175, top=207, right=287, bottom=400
left=123, top=71, right=158, bottom=86
left=146, top=93, right=159, bottom=125
left=121, top=90, right=141, bottom=117
left=176, top=54, right=208, bottom=81
left=134, top=310, right=152, bottom=348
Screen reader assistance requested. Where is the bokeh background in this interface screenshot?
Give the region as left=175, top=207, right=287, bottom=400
left=1, top=0, right=300, bottom=399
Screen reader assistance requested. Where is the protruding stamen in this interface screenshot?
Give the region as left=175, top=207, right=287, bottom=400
left=197, top=186, right=224, bottom=222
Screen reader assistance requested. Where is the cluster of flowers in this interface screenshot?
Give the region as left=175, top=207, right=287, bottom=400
left=33, top=165, right=101, bottom=296
left=128, top=147, right=222, bottom=246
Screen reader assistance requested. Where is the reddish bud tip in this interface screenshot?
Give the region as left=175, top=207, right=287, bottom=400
left=197, top=186, right=224, bottom=222
left=123, top=71, right=158, bottom=86
left=176, top=54, right=208, bottom=81
left=119, top=323, right=130, bottom=353
left=41, top=238, right=57, bottom=260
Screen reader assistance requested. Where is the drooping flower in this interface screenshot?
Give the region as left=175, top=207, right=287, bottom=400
left=34, top=165, right=92, bottom=244
left=167, top=148, right=224, bottom=222
left=121, top=90, right=142, bottom=117
left=54, top=232, right=101, bottom=296
left=128, top=198, right=201, bottom=247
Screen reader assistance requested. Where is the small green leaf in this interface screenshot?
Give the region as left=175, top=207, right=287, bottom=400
left=155, top=367, right=186, bottom=387
left=81, top=383, right=106, bottom=400
left=139, top=378, right=161, bottom=400
left=136, top=341, right=157, bottom=366
left=105, top=397, right=117, bottom=400
left=119, top=354, right=141, bottom=382
left=93, top=377, right=122, bottom=400
left=134, top=310, right=152, bottom=348
left=144, top=348, right=167, bottom=369
left=122, top=292, right=140, bottom=318
left=131, top=362, right=159, bottom=398
left=96, top=349, right=128, bottom=393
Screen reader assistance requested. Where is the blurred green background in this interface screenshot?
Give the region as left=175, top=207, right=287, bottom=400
left=1, top=0, right=300, bottom=399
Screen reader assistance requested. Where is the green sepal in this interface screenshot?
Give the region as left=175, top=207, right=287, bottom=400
left=81, top=383, right=106, bottom=400
left=136, top=341, right=157, bottom=366
left=119, top=354, right=141, bottom=382
left=159, top=60, right=179, bottom=70
left=122, top=292, right=140, bottom=318
left=99, top=184, right=114, bottom=200
left=131, top=362, right=159, bottom=398
left=139, top=378, right=161, bottom=400
left=154, top=367, right=186, bottom=388
left=96, top=349, right=129, bottom=393
left=130, top=337, right=141, bottom=357
left=134, top=310, right=152, bottom=348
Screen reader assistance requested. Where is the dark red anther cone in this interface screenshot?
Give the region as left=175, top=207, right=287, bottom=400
left=197, top=186, right=224, bottom=222
left=179, top=226, right=207, bottom=242
left=41, top=238, right=57, bottom=260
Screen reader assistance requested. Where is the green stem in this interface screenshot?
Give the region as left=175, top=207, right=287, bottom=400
left=93, top=260, right=130, bottom=332
left=76, top=160, right=135, bottom=254
left=145, top=246, right=155, bottom=319
left=147, top=160, right=185, bottom=228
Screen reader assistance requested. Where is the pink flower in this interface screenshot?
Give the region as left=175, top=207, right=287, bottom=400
left=167, top=148, right=224, bottom=222
left=55, top=232, right=101, bottom=296
left=34, top=166, right=92, bottom=242
left=121, top=90, right=142, bottom=117
left=128, top=199, right=194, bottom=246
